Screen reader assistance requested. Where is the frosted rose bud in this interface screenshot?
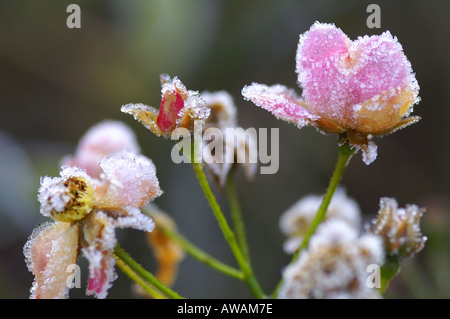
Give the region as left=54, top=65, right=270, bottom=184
left=243, top=22, right=420, bottom=165
left=61, top=120, right=141, bottom=178
left=369, top=197, right=427, bottom=258
left=121, top=74, right=211, bottom=138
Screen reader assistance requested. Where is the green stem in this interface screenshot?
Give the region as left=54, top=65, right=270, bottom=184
left=297, top=141, right=355, bottom=252
left=154, top=217, right=244, bottom=281
left=192, top=162, right=265, bottom=299
left=379, top=257, right=402, bottom=294
left=271, top=141, right=355, bottom=298
left=113, top=244, right=184, bottom=299
left=225, top=174, right=250, bottom=262
left=114, top=254, right=166, bottom=299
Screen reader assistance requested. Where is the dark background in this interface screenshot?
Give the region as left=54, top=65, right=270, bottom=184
left=0, top=0, right=449, bottom=298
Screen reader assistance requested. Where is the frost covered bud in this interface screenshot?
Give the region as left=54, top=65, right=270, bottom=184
left=38, top=167, right=95, bottom=222
left=369, top=197, right=427, bottom=258
left=279, top=188, right=361, bottom=254
left=201, top=91, right=257, bottom=186
left=243, top=22, right=420, bottom=165
left=278, top=220, right=384, bottom=299
left=61, top=120, right=141, bottom=179
left=121, top=74, right=211, bottom=138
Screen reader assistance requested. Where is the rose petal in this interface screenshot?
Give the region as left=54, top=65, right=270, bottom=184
left=84, top=247, right=117, bottom=299
left=242, top=83, right=319, bottom=128
left=82, top=211, right=117, bottom=299
left=23, top=222, right=80, bottom=299
left=98, top=151, right=163, bottom=208
left=157, top=85, right=186, bottom=133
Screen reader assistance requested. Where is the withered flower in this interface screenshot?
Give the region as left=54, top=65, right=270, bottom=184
left=24, top=151, right=162, bottom=298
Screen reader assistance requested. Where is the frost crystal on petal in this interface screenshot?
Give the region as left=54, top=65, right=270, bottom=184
left=121, top=103, right=162, bottom=136
left=278, top=220, right=384, bottom=299
left=98, top=151, right=163, bottom=208
left=82, top=211, right=118, bottom=299
left=242, top=83, right=319, bottom=128
left=112, top=206, right=155, bottom=232
left=24, top=222, right=80, bottom=299
left=361, top=140, right=378, bottom=165
left=83, top=246, right=117, bottom=299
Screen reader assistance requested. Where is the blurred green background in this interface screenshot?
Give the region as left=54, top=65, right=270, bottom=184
left=0, top=0, right=449, bottom=299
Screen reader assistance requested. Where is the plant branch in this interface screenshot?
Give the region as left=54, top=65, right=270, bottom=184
left=113, top=244, right=184, bottom=299
left=271, top=141, right=355, bottom=298
left=192, top=162, right=265, bottom=299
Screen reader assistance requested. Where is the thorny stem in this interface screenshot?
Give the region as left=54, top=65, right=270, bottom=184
left=271, top=141, right=355, bottom=298
left=113, top=244, right=184, bottom=299
left=226, top=173, right=250, bottom=263
left=192, top=162, right=265, bottom=299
